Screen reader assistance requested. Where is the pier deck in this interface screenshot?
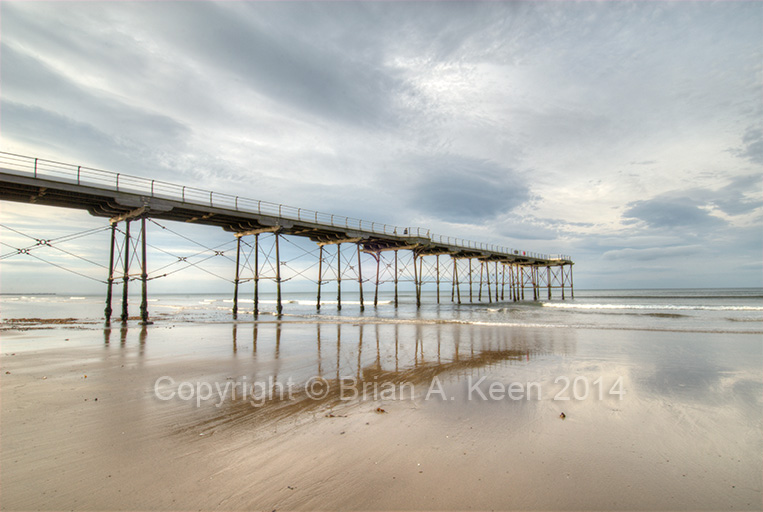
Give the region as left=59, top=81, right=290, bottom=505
left=0, top=152, right=574, bottom=319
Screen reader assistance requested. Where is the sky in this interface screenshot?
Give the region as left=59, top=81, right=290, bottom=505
left=0, top=0, right=761, bottom=294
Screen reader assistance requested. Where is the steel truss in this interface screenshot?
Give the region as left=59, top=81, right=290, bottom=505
left=224, top=235, right=574, bottom=318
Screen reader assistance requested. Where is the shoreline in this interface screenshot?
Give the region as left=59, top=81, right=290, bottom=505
left=2, top=311, right=762, bottom=344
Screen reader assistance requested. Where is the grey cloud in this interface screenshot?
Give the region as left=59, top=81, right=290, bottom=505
left=713, top=224, right=763, bottom=255
left=630, top=174, right=763, bottom=221
left=0, top=100, right=185, bottom=182
left=498, top=215, right=597, bottom=242
left=140, top=2, right=411, bottom=128
left=1, top=44, right=189, bottom=150
left=1, top=3, right=151, bottom=83
left=1, top=101, right=117, bottom=158
left=1, top=3, right=241, bottom=130
left=603, top=245, right=701, bottom=261
left=711, top=174, right=763, bottom=216
left=402, top=155, right=530, bottom=223
left=732, top=126, right=763, bottom=165
left=623, top=196, right=724, bottom=229
left=499, top=221, right=559, bottom=242
left=529, top=217, right=596, bottom=231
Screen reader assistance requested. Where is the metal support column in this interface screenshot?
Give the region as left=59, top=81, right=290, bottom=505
left=547, top=265, right=552, bottom=300
left=413, top=252, right=421, bottom=308
left=336, top=243, right=342, bottom=311
left=233, top=235, right=241, bottom=318
left=316, top=244, right=323, bottom=311
left=253, top=234, right=259, bottom=316
left=121, top=220, right=131, bottom=322
left=501, top=264, right=505, bottom=301
left=140, top=217, right=148, bottom=324
left=455, top=258, right=462, bottom=304
left=436, top=255, right=440, bottom=304
left=532, top=266, right=538, bottom=301
left=510, top=264, right=515, bottom=301
left=451, top=258, right=456, bottom=303
left=104, top=222, right=116, bottom=322
left=511, top=264, right=516, bottom=301
left=495, top=262, right=500, bottom=302
left=478, top=261, right=484, bottom=302
left=275, top=232, right=283, bottom=316
left=469, top=259, right=473, bottom=302
left=486, top=261, right=492, bottom=303
left=418, top=254, right=423, bottom=308
left=357, top=243, right=364, bottom=312
left=536, top=266, right=542, bottom=301
left=560, top=263, right=565, bottom=300
left=394, top=250, right=399, bottom=308
left=373, top=253, right=380, bottom=307
left=570, top=264, right=575, bottom=299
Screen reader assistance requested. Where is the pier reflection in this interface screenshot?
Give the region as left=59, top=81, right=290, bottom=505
left=100, top=317, right=576, bottom=435
left=176, top=320, right=576, bottom=435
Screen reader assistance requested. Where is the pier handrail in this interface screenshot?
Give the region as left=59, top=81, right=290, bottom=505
left=0, top=151, right=571, bottom=262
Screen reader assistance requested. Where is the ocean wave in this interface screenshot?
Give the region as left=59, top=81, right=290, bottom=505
left=266, top=314, right=763, bottom=335
left=579, top=293, right=763, bottom=300
left=542, top=303, right=763, bottom=312
left=294, top=300, right=394, bottom=306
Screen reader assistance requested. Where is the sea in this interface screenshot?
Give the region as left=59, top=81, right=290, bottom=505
left=2, top=288, right=761, bottom=335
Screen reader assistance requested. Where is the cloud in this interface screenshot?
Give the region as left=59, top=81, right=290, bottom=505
left=623, top=196, right=724, bottom=229
left=495, top=214, right=598, bottom=242
left=1, top=43, right=189, bottom=165
left=131, top=2, right=414, bottom=129
left=500, top=221, right=560, bottom=242
left=603, top=245, right=701, bottom=261
left=399, top=155, right=531, bottom=223
left=731, top=126, right=763, bottom=165
left=620, top=174, right=763, bottom=230
left=1, top=101, right=114, bottom=155
left=711, top=174, right=763, bottom=216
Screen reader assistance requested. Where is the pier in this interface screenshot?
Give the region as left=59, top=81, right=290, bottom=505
left=0, top=152, right=574, bottom=322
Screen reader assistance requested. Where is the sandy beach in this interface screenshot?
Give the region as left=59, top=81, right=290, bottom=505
left=1, top=318, right=761, bottom=511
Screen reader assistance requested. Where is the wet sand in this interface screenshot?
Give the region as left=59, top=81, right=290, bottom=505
left=1, top=320, right=761, bottom=510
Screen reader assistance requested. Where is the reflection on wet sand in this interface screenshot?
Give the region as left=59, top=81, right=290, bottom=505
left=7, top=317, right=760, bottom=511
left=104, top=323, right=149, bottom=358
left=169, top=320, right=576, bottom=435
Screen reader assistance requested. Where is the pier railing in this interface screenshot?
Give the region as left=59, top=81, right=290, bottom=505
left=0, top=152, right=571, bottom=262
